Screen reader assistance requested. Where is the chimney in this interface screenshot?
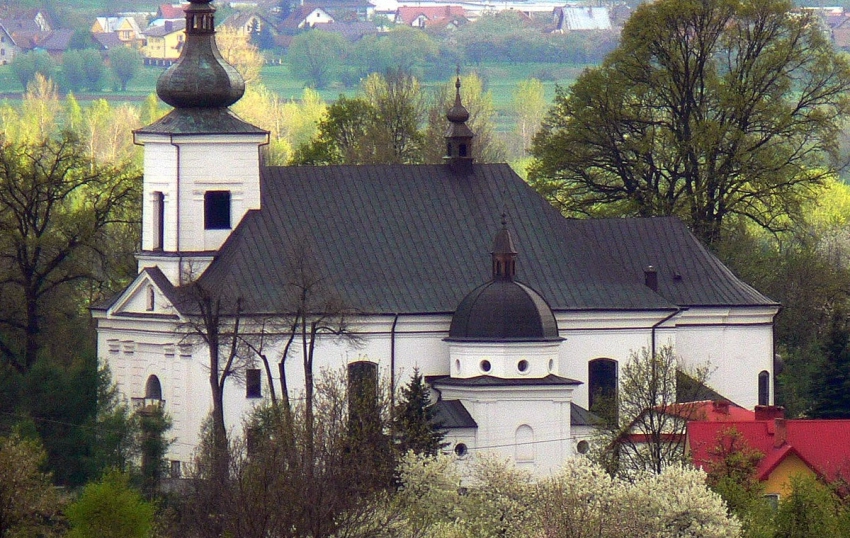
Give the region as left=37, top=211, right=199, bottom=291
left=755, top=405, right=785, bottom=421
left=773, top=418, right=787, bottom=448
left=644, top=265, right=658, bottom=292
left=165, top=20, right=174, bottom=32
left=712, top=400, right=730, bottom=415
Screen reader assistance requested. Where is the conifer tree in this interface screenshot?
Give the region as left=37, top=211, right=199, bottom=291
left=393, top=369, right=447, bottom=456
left=809, top=310, right=850, bottom=419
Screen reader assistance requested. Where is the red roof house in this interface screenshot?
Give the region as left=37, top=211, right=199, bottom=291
left=688, top=407, right=850, bottom=497
left=395, top=6, right=466, bottom=28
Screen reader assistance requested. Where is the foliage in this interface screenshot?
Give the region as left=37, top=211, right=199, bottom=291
left=66, top=470, right=155, bottom=538
left=287, top=30, right=348, bottom=89
left=295, top=71, right=426, bottom=164
left=109, top=47, right=142, bottom=92
left=10, top=51, right=56, bottom=91
left=807, top=310, right=850, bottom=418
left=593, top=346, right=711, bottom=478
left=87, top=363, right=139, bottom=477
left=215, top=26, right=263, bottom=86
left=529, top=0, right=850, bottom=245
left=138, top=404, right=172, bottom=498
left=511, top=77, right=546, bottom=153
left=0, top=434, right=65, bottom=538
left=0, top=132, right=140, bottom=374
left=773, top=475, right=849, bottom=538
left=538, top=457, right=740, bottom=538
left=393, top=369, right=447, bottom=457
left=178, top=367, right=395, bottom=538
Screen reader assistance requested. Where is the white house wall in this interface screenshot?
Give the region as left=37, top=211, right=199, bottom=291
left=97, top=302, right=774, bottom=468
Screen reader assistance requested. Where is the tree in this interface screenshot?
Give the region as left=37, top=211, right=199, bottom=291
left=215, top=25, right=263, bottom=86
left=0, top=133, right=140, bottom=374
left=538, top=458, right=740, bottom=538
left=392, top=369, right=447, bottom=457
left=66, top=470, right=155, bottom=538
left=10, top=51, right=56, bottom=91
left=808, top=310, right=850, bottom=418
left=287, top=30, right=348, bottom=89
left=294, top=71, right=426, bottom=165
left=529, top=0, right=850, bottom=245
left=109, top=47, right=142, bottom=92
left=61, top=50, right=86, bottom=93
left=0, top=434, right=64, bottom=538
left=179, top=369, right=395, bottom=538
left=511, top=78, right=546, bottom=153
left=773, top=475, right=849, bottom=538
left=80, top=49, right=105, bottom=92
left=594, top=346, right=711, bottom=477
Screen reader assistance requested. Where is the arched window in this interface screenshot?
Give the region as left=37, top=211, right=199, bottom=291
left=758, top=370, right=770, bottom=406
left=145, top=375, right=162, bottom=401
left=589, top=358, right=618, bottom=423
left=515, top=424, right=534, bottom=462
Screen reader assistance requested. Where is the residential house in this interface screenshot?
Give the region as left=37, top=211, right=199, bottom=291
left=315, top=21, right=379, bottom=42
left=95, top=0, right=779, bottom=477
left=553, top=6, right=612, bottom=32
left=279, top=6, right=335, bottom=30
left=152, top=3, right=189, bottom=26
left=91, top=16, right=144, bottom=47
left=0, top=24, right=19, bottom=65
left=688, top=408, right=850, bottom=498
left=36, top=29, right=74, bottom=59
left=221, top=11, right=277, bottom=37
left=142, top=20, right=186, bottom=65
left=395, top=6, right=466, bottom=28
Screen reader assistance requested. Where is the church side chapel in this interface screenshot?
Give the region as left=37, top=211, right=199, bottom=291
left=93, top=0, right=780, bottom=476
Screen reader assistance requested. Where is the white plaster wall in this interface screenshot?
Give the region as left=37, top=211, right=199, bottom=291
left=96, top=305, right=775, bottom=469
left=437, top=385, right=574, bottom=476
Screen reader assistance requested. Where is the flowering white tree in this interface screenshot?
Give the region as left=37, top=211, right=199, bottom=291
left=538, top=458, right=740, bottom=538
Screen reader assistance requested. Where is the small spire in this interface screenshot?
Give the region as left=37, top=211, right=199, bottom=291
left=491, top=216, right=517, bottom=280
left=445, top=69, right=474, bottom=171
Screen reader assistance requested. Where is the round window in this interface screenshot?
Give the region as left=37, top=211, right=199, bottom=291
left=454, top=443, right=468, bottom=458
left=480, top=360, right=491, bottom=373
left=517, top=359, right=530, bottom=374
left=576, top=440, right=590, bottom=454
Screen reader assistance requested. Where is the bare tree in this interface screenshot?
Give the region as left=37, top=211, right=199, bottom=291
left=594, top=346, right=711, bottom=478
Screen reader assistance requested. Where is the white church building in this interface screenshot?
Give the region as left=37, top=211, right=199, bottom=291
left=93, top=0, right=780, bottom=477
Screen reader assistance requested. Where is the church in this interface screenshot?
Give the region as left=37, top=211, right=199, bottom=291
left=93, top=0, right=779, bottom=476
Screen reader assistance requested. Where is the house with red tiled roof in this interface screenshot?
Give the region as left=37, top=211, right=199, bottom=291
left=688, top=407, right=850, bottom=498
left=395, top=6, right=466, bottom=28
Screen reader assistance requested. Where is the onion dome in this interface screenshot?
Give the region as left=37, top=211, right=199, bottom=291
left=156, top=0, right=245, bottom=109
left=447, top=78, right=470, bottom=123
left=448, top=221, right=560, bottom=341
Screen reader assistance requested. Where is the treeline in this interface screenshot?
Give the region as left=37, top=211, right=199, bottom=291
left=285, top=12, right=619, bottom=89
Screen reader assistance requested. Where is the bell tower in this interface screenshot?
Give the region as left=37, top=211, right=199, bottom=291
left=134, top=0, right=268, bottom=285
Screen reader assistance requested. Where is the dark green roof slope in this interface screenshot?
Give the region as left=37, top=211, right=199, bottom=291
left=135, top=108, right=267, bottom=136
left=194, top=163, right=774, bottom=315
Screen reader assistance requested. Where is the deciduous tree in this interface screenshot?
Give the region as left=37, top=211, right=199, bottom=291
left=529, top=0, right=850, bottom=245
left=109, top=47, right=142, bottom=92
left=0, top=133, right=140, bottom=374
left=287, top=30, right=348, bottom=89
left=0, top=434, right=64, bottom=538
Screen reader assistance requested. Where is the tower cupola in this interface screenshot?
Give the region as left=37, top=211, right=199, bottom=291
left=156, top=0, right=245, bottom=109
left=445, top=75, right=474, bottom=172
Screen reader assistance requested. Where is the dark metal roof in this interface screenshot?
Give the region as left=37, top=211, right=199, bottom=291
left=447, top=280, right=561, bottom=341
left=135, top=108, right=267, bottom=136
left=432, top=374, right=582, bottom=387
left=571, top=402, right=602, bottom=426
left=432, top=399, right=478, bottom=429
left=576, top=218, right=777, bottom=307
left=193, top=164, right=774, bottom=316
